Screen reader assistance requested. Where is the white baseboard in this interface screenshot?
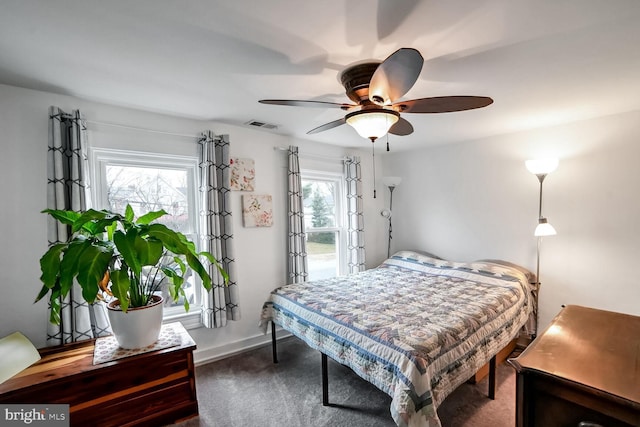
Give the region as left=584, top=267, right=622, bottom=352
left=194, top=328, right=292, bottom=367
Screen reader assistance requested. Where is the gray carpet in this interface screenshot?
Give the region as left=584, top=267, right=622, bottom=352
left=172, top=336, right=516, bottom=427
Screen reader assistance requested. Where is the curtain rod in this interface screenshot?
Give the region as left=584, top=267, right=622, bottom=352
left=84, top=118, right=200, bottom=139
left=273, top=146, right=350, bottom=162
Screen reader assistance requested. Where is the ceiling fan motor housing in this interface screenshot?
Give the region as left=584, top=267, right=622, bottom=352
left=340, top=62, right=380, bottom=104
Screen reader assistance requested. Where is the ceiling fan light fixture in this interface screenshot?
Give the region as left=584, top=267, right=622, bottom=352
left=345, top=109, right=399, bottom=141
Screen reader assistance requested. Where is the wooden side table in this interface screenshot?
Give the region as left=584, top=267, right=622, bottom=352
left=508, top=305, right=640, bottom=427
left=0, top=322, right=198, bottom=427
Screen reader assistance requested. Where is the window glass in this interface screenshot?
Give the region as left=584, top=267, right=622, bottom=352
left=301, top=174, right=344, bottom=280
left=92, top=149, right=201, bottom=321
left=305, top=231, right=339, bottom=280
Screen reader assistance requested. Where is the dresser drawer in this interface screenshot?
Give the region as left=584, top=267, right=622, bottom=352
left=519, top=373, right=635, bottom=427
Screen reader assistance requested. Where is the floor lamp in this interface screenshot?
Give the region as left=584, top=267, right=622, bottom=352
left=525, top=158, right=558, bottom=337
left=380, top=176, right=401, bottom=258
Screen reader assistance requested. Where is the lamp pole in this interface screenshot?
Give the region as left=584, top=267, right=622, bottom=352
left=526, top=158, right=558, bottom=339
left=535, top=173, right=546, bottom=289
left=387, top=185, right=396, bottom=258
left=534, top=174, right=545, bottom=338
left=381, top=176, right=401, bottom=258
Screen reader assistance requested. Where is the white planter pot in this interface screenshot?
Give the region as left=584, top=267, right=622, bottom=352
left=106, top=295, right=164, bottom=349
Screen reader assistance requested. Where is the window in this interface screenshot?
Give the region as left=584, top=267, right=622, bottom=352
left=91, top=148, right=202, bottom=325
left=301, top=171, right=346, bottom=280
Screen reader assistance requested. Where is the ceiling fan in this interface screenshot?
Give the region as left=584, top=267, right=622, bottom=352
left=259, top=48, right=493, bottom=149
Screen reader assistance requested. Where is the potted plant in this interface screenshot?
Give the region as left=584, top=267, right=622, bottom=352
left=36, top=205, right=227, bottom=348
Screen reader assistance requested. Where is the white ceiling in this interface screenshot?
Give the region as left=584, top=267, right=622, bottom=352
left=2, top=0, right=640, bottom=151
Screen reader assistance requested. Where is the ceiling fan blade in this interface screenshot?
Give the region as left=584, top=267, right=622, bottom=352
left=394, top=96, right=494, bottom=113
left=369, top=48, right=424, bottom=105
left=389, top=117, right=414, bottom=136
left=307, top=118, right=346, bottom=134
left=259, top=99, right=354, bottom=110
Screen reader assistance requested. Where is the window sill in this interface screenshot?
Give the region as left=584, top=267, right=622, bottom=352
left=163, top=310, right=203, bottom=330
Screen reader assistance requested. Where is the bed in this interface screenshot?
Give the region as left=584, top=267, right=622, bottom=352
left=259, top=250, right=534, bottom=427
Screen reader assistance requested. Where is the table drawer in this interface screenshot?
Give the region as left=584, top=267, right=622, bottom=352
left=526, top=375, right=634, bottom=427
left=72, top=380, right=197, bottom=427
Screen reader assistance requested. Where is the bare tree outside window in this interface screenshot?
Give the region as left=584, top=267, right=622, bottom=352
left=106, top=166, right=191, bottom=233
left=105, top=165, right=195, bottom=308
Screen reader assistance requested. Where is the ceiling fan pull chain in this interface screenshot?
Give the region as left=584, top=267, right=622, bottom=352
left=372, top=141, right=377, bottom=198
left=386, top=133, right=390, bottom=152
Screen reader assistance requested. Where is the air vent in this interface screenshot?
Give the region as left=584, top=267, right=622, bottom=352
left=245, top=120, right=278, bottom=130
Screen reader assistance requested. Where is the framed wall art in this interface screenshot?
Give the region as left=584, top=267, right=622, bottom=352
left=242, top=194, right=273, bottom=227
left=230, top=158, right=255, bottom=191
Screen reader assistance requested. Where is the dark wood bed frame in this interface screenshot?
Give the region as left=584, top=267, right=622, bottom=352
left=269, top=321, right=504, bottom=406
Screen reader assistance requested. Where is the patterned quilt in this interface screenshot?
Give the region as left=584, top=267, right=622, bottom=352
left=260, top=251, right=533, bottom=427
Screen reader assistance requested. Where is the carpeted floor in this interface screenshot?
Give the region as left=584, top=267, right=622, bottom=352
left=171, top=336, right=516, bottom=427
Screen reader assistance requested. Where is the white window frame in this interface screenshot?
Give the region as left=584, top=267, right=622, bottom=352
left=90, top=148, right=204, bottom=328
left=301, top=169, right=348, bottom=278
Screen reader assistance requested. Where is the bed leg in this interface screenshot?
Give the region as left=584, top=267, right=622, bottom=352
left=271, top=321, right=278, bottom=364
left=488, top=354, right=497, bottom=400
left=321, top=352, right=329, bottom=406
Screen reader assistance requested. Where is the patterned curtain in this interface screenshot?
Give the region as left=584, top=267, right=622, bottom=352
left=344, top=156, right=366, bottom=273
left=46, top=106, right=111, bottom=346
left=198, top=131, right=239, bottom=327
left=287, top=146, right=308, bottom=283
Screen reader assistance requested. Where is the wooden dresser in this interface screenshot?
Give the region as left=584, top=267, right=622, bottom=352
left=508, top=305, right=640, bottom=427
left=0, top=322, right=198, bottom=427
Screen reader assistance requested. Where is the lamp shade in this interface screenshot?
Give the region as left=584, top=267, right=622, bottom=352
left=534, top=217, right=557, bottom=236
left=346, top=109, right=399, bottom=140
left=382, top=176, right=402, bottom=187
left=525, top=158, right=559, bottom=175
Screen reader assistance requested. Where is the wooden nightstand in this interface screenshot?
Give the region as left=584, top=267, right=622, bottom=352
left=0, top=322, right=198, bottom=427
left=508, top=305, right=640, bottom=427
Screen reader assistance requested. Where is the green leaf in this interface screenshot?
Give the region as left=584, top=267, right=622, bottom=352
left=161, top=266, right=182, bottom=298
left=167, top=256, right=185, bottom=275
left=39, top=243, right=66, bottom=288
left=110, top=268, right=131, bottom=312
left=182, top=293, right=189, bottom=312
left=147, top=223, right=191, bottom=254
left=58, top=239, right=91, bottom=296
left=42, top=209, right=81, bottom=226
left=161, top=265, right=188, bottom=311
left=135, top=236, right=163, bottom=266
left=75, top=243, right=112, bottom=304
left=48, top=288, right=62, bottom=325
left=147, top=223, right=219, bottom=291
left=185, top=252, right=212, bottom=291
left=72, top=209, right=109, bottom=233
left=113, top=229, right=142, bottom=279
left=125, top=204, right=134, bottom=222
left=34, top=282, right=53, bottom=303
left=215, top=262, right=229, bottom=285
left=137, top=209, right=167, bottom=225
left=83, top=218, right=118, bottom=236
left=200, top=251, right=229, bottom=284
left=106, top=222, right=116, bottom=241
left=177, top=231, right=197, bottom=252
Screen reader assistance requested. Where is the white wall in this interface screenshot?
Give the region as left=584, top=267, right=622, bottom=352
left=383, top=109, right=640, bottom=331
left=0, top=84, right=388, bottom=360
